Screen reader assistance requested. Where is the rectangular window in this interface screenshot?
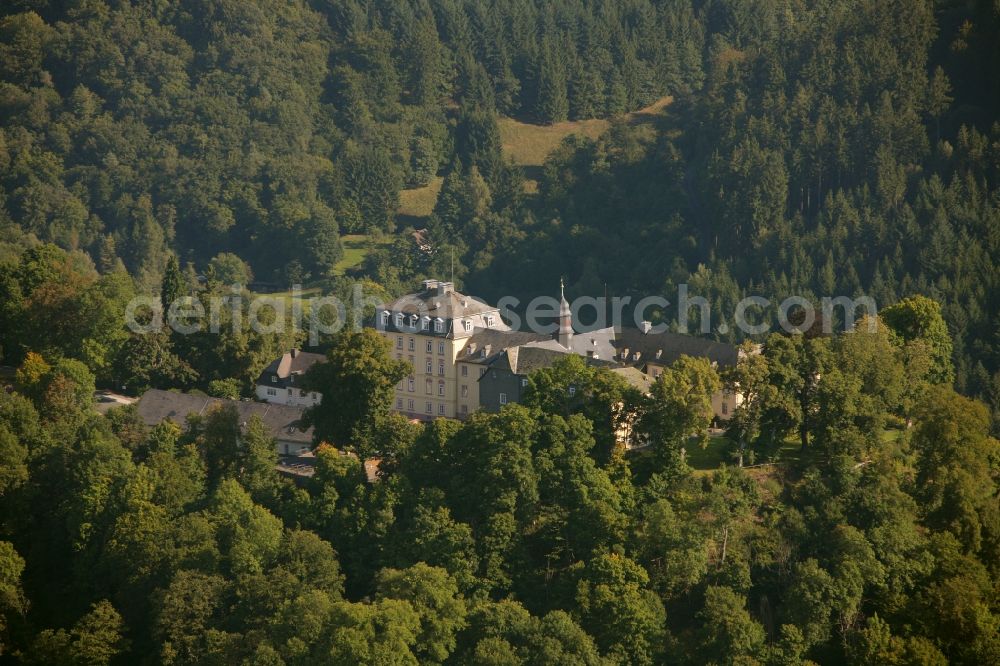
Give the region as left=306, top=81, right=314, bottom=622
left=396, top=336, right=403, bottom=350
left=521, top=378, right=529, bottom=387
left=434, top=319, right=443, bottom=333
left=396, top=398, right=402, bottom=409
left=408, top=338, right=415, bottom=351
left=463, top=320, right=472, bottom=332
left=479, top=368, right=486, bottom=377
left=421, top=317, right=429, bottom=331
left=438, top=381, right=445, bottom=396
left=438, top=341, right=445, bottom=355
left=426, top=340, right=433, bottom=353
left=461, top=365, right=468, bottom=377
left=299, top=390, right=306, bottom=397
left=568, top=386, right=576, bottom=396
left=499, top=393, right=508, bottom=405
left=395, top=313, right=403, bottom=327
left=408, top=399, right=414, bottom=411
left=408, top=376, right=415, bottom=392
left=381, top=311, right=390, bottom=325
left=485, top=315, right=495, bottom=327
left=266, top=388, right=277, bottom=396
left=270, top=376, right=277, bottom=383
left=722, top=403, right=728, bottom=415
left=461, top=385, right=468, bottom=398
left=438, top=404, right=445, bottom=415
left=425, top=379, right=432, bottom=395
left=438, top=360, right=445, bottom=376
left=426, top=358, right=433, bottom=373
left=425, top=402, right=432, bottom=414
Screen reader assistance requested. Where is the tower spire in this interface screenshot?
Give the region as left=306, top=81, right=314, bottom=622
left=558, top=277, right=573, bottom=349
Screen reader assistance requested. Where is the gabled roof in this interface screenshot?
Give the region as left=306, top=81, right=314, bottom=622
left=136, top=389, right=313, bottom=444
left=456, top=328, right=550, bottom=365
left=612, top=328, right=738, bottom=368
left=256, top=349, right=325, bottom=388
left=486, top=343, right=617, bottom=377
left=610, top=367, right=655, bottom=393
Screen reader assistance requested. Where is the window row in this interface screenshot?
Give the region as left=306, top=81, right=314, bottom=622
left=384, top=311, right=445, bottom=333
left=396, top=336, right=447, bottom=356
left=396, top=397, right=448, bottom=416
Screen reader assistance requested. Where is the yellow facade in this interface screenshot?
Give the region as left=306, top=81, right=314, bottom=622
left=380, top=330, right=470, bottom=420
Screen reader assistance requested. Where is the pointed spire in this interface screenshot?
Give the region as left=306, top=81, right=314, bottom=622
left=558, top=277, right=573, bottom=349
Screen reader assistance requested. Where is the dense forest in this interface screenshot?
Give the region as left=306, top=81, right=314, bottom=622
left=4, top=0, right=995, bottom=422
left=0, top=312, right=998, bottom=664
left=1, top=0, right=1000, bottom=663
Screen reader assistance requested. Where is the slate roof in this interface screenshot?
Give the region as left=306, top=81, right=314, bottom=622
left=486, top=343, right=617, bottom=377
left=610, top=366, right=655, bottom=393
left=136, top=389, right=313, bottom=444
left=377, top=281, right=508, bottom=338
left=255, top=349, right=325, bottom=389
left=456, top=328, right=551, bottom=365
left=612, top=328, right=739, bottom=369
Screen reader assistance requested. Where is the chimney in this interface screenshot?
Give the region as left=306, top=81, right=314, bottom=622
left=437, top=282, right=453, bottom=295
left=290, top=348, right=298, bottom=358
left=422, top=279, right=439, bottom=292
left=639, top=321, right=652, bottom=334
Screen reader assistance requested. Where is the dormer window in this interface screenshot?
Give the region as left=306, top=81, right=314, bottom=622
left=410, top=314, right=418, bottom=327
left=381, top=311, right=390, bottom=326
left=655, top=349, right=663, bottom=359
left=463, top=320, right=472, bottom=332
left=395, top=313, right=403, bottom=327
left=484, top=315, right=495, bottom=327
left=633, top=352, right=641, bottom=361
left=421, top=316, right=430, bottom=331
left=271, top=376, right=277, bottom=383
left=434, top=318, right=444, bottom=333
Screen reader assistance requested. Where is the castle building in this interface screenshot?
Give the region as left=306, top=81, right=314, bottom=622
left=371, top=278, right=743, bottom=423
left=372, top=279, right=548, bottom=419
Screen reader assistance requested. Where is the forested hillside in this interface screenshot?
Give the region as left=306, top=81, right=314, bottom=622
left=1, top=2, right=1000, bottom=663
left=1, top=0, right=998, bottom=418
left=0, top=0, right=699, bottom=285
left=0, top=321, right=998, bottom=664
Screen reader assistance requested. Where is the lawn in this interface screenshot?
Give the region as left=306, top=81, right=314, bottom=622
left=397, top=176, right=444, bottom=226
left=334, top=234, right=374, bottom=276
left=498, top=95, right=674, bottom=167
left=386, top=97, right=675, bottom=223
left=498, top=116, right=612, bottom=167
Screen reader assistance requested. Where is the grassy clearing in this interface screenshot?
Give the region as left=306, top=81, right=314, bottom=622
left=498, top=95, right=674, bottom=167
left=686, top=435, right=733, bottom=472
left=389, top=97, right=674, bottom=224
left=398, top=176, right=444, bottom=222
left=334, top=234, right=374, bottom=276
left=498, top=117, right=612, bottom=167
